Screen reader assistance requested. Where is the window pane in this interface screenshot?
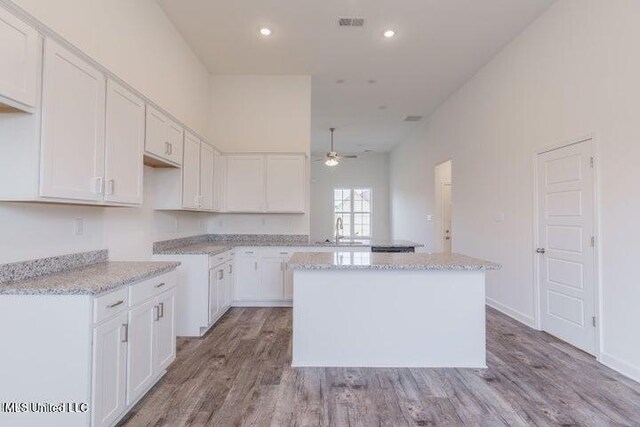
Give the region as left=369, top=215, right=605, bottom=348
left=353, top=213, right=371, bottom=237
left=354, top=189, right=371, bottom=212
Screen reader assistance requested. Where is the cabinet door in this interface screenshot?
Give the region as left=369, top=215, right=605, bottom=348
left=92, top=313, right=127, bottom=427
left=40, top=38, right=105, bottom=201
left=126, top=299, right=156, bottom=405
left=213, top=151, right=225, bottom=211
left=145, top=106, right=169, bottom=160
left=284, top=261, right=293, bottom=300
left=266, top=155, right=306, bottom=212
left=259, top=256, right=285, bottom=301
left=234, top=255, right=260, bottom=301
left=0, top=7, right=39, bottom=110
left=226, top=261, right=234, bottom=307
left=182, top=132, right=200, bottom=209
left=225, top=155, right=265, bottom=212
left=208, top=269, right=220, bottom=324
left=104, top=80, right=144, bottom=205
left=166, top=119, right=184, bottom=166
left=200, top=143, right=214, bottom=211
left=154, top=288, right=176, bottom=372
left=217, top=266, right=226, bottom=313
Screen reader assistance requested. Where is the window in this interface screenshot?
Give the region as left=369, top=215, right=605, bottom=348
left=333, top=188, right=372, bottom=238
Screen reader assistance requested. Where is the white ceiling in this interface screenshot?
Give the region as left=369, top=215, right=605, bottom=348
left=157, top=0, right=553, bottom=153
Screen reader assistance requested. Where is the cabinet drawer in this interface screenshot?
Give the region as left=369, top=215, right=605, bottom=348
left=262, top=248, right=294, bottom=258
left=129, top=272, right=176, bottom=307
left=209, top=251, right=229, bottom=268
left=94, top=287, right=129, bottom=324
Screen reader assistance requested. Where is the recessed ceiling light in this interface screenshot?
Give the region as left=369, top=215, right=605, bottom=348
left=259, top=27, right=272, bottom=36
left=379, top=105, right=387, bottom=110
left=336, top=79, right=345, bottom=84
left=368, top=79, right=377, bottom=84
left=383, top=29, right=395, bottom=38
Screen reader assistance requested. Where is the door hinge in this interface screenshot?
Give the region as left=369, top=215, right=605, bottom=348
left=590, top=157, right=594, bottom=168
left=591, top=236, right=595, bottom=247
left=592, top=316, right=597, bottom=327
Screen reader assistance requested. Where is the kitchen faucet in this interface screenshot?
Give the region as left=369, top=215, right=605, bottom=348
left=335, top=217, right=344, bottom=242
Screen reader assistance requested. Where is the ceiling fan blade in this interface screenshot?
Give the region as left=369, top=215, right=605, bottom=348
left=338, top=155, right=358, bottom=159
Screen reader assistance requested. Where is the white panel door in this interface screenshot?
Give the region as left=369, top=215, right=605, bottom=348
left=259, top=256, right=285, bottom=301
left=234, top=255, right=260, bottom=301
left=40, top=39, right=105, bottom=201
left=91, top=313, right=127, bottom=427
left=104, top=80, right=144, bottom=204
left=442, top=183, right=452, bottom=253
left=225, top=155, right=265, bottom=212
left=0, top=7, right=39, bottom=110
left=265, top=155, right=306, bottom=212
left=145, top=106, right=169, bottom=160
left=126, top=299, right=156, bottom=405
left=166, top=119, right=184, bottom=166
left=208, top=269, right=221, bottom=323
left=537, top=139, right=596, bottom=354
left=154, top=288, right=176, bottom=372
left=182, top=133, right=200, bottom=209
left=200, top=143, right=215, bottom=211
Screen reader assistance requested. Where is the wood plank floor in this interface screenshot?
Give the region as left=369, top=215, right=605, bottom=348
left=119, top=307, right=640, bottom=426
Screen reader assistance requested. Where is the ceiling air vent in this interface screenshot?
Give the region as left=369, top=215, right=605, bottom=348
left=404, top=115, right=424, bottom=122
left=338, top=17, right=365, bottom=27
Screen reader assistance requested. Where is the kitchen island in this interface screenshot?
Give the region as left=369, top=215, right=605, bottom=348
left=288, top=251, right=500, bottom=368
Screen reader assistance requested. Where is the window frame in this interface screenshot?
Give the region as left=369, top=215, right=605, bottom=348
left=332, top=187, right=373, bottom=239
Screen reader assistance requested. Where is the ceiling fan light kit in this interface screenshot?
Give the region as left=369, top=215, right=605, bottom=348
left=323, top=127, right=357, bottom=167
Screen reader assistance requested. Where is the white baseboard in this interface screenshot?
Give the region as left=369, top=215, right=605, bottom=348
left=232, top=300, right=293, bottom=308
left=486, top=297, right=536, bottom=328
left=599, top=352, right=640, bottom=383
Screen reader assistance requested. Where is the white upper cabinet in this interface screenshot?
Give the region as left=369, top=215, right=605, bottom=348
left=0, top=7, right=39, bottom=112
left=225, top=155, right=265, bottom=212
left=182, top=132, right=200, bottom=209
left=40, top=39, right=106, bottom=202
left=266, top=154, right=306, bottom=213
left=200, top=143, right=215, bottom=211
left=145, top=105, right=183, bottom=167
left=104, top=80, right=144, bottom=205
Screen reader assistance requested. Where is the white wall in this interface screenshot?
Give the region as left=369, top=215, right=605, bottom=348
left=10, top=0, right=211, bottom=136
left=389, top=0, right=640, bottom=381
left=310, top=154, right=390, bottom=242
left=207, top=75, right=312, bottom=235
left=208, top=75, right=311, bottom=153
left=0, top=0, right=211, bottom=263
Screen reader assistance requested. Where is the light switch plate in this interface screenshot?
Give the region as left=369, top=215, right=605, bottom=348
left=494, top=212, right=505, bottom=222
left=73, top=218, right=84, bottom=236
left=427, top=215, right=432, bottom=221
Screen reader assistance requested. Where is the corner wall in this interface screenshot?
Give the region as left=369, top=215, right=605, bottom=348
left=389, top=0, right=640, bottom=381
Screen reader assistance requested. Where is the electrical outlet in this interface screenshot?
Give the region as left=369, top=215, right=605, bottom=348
left=261, top=218, right=266, bottom=226
left=426, top=215, right=433, bottom=221
left=73, top=218, right=84, bottom=236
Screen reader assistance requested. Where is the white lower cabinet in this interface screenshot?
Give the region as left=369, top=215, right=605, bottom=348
left=0, top=269, right=177, bottom=427
left=92, top=313, right=128, bottom=427
left=234, top=251, right=260, bottom=301
left=153, top=251, right=234, bottom=338
left=234, top=248, right=293, bottom=306
left=260, top=255, right=286, bottom=300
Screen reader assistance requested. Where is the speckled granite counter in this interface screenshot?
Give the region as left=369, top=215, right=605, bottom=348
left=153, top=235, right=422, bottom=255
left=288, top=251, right=500, bottom=271
left=0, top=261, right=180, bottom=295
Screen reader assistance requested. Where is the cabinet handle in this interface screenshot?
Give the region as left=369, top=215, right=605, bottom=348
left=245, top=251, right=254, bottom=254
left=219, top=269, right=224, bottom=280
left=106, top=179, right=115, bottom=195
left=155, top=282, right=166, bottom=289
left=165, top=141, right=170, bottom=155
left=122, top=324, right=128, bottom=343
left=159, top=302, right=164, bottom=319
left=228, top=264, right=232, bottom=274
left=154, top=305, right=160, bottom=321
left=254, top=261, right=258, bottom=270
left=107, top=300, right=124, bottom=308
left=169, top=143, right=173, bottom=155
left=94, top=177, right=104, bottom=194
left=279, top=252, right=289, bottom=255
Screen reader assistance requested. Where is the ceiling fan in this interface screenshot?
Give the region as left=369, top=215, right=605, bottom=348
left=320, top=128, right=357, bottom=167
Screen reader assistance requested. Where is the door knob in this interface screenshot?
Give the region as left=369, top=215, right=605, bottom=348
left=536, top=248, right=546, bottom=254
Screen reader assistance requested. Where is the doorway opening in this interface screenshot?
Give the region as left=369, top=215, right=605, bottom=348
left=535, top=137, right=598, bottom=356
left=434, top=160, right=452, bottom=253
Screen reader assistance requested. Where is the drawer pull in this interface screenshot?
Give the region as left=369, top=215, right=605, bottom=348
left=107, top=300, right=124, bottom=309
left=155, top=282, right=166, bottom=289
left=245, top=251, right=254, bottom=254
left=279, top=252, right=289, bottom=255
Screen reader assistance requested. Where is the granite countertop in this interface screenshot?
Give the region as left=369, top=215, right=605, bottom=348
left=0, top=261, right=181, bottom=295
left=288, top=252, right=501, bottom=271
left=154, top=239, right=423, bottom=255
